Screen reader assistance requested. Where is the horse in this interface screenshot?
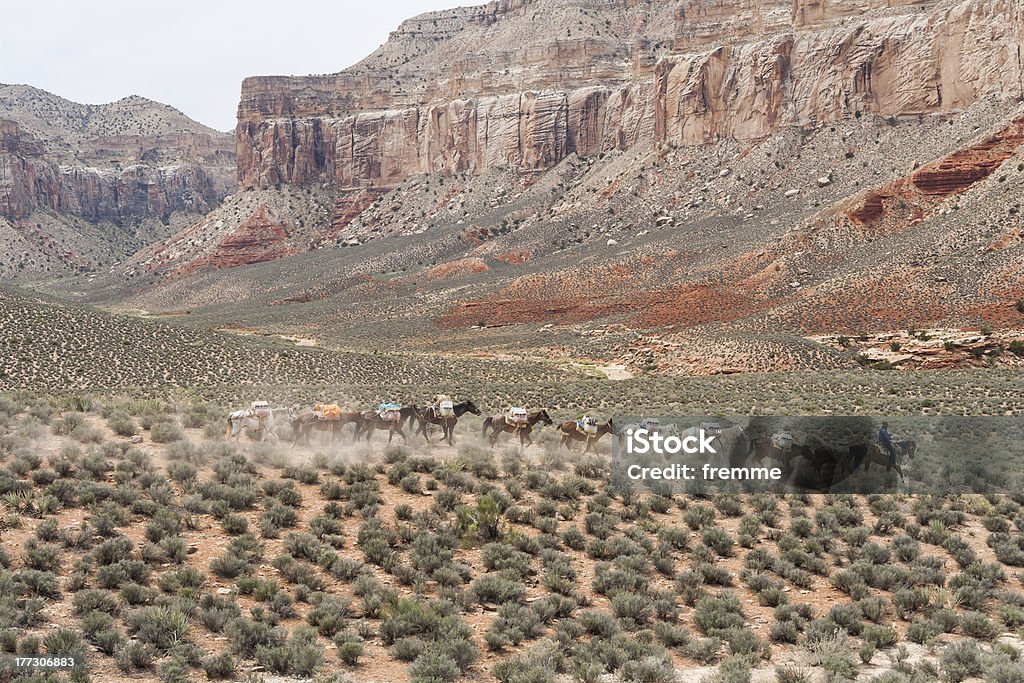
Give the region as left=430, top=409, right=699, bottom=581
left=226, top=407, right=291, bottom=443
left=557, top=418, right=617, bottom=454
left=359, top=405, right=420, bottom=444
left=415, top=400, right=481, bottom=446
left=291, top=409, right=363, bottom=447
left=481, top=409, right=553, bottom=448
left=752, top=436, right=868, bottom=489
left=862, top=440, right=917, bottom=479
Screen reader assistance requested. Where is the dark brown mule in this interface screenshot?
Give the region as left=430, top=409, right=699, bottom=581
left=416, top=400, right=481, bottom=446
left=862, top=440, right=916, bottom=479
left=359, top=405, right=420, bottom=444
left=291, top=410, right=363, bottom=447
left=481, top=409, right=553, bottom=448
left=557, top=418, right=617, bottom=454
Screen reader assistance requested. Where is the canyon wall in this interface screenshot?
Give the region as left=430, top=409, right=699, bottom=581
left=0, top=119, right=233, bottom=223
left=0, top=87, right=236, bottom=226
left=236, top=0, right=1024, bottom=190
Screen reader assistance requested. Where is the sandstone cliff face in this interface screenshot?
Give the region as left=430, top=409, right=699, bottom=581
left=1, top=119, right=231, bottom=222
left=0, top=86, right=235, bottom=226
left=657, top=0, right=1024, bottom=146
left=237, top=0, right=1024, bottom=192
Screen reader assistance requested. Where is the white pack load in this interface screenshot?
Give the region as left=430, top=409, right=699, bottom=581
left=506, top=407, right=529, bottom=425
left=578, top=416, right=598, bottom=435
left=438, top=399, right=455, bottom=418
left=250, top=400, right=272, bottom=418
left=771, top=432, right=796, bottom=452
left=379, top=403, right=402, bottom=422
left=640, top=417, right=661, bottom=432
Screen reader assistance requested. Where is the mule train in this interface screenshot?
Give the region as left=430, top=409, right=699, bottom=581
left=228, top=396, right=615, bottom=452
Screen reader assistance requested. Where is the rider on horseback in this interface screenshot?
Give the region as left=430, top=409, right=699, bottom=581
left=878, top=421, right=898, bottom=469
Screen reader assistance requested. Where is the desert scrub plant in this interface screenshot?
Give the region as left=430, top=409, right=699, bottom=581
left=115, top=640, right=155, bottom=672
left=470, top=573, right=527, bottom=605
left=125, top=605, right=191, bottom=652
left=255, top=626, right=323, bottom=676
left=684, top=503, right=717, bottom=530
left=457, top=493, right=503, bottom=541
left=485, top=602, right=546, bottom=650
left=959, top=610, right=1000, bottom=639
left=272, top=553, right=326, bottom=591
left=22, top=538, right=61, bottom=572
left=694, top=593, right=746, bottom=636
left=150, top=419, right=184, bottom=443
left=72, top=588, right=121, bottom=615
left=198, top=593, right=242, bottom=633
left=481, top=541, right=533, bottom=577
left=14, top=569, right=60, bottom=598
left=941, top=641, right=983, bottom=682
left=202, top=651, right=236, bottom=679
left=306, top=595, right=353, bottom=637
left=262, top=501, right=299, bottom=540
left=226, top=616, right=285, bottom=657
left=410, top=649, right=462, bottom=683
left=806, top=630, right=857, bottom=681
left=80, top=610, right=124, bottom=654
left=702, top=526, right=735, bottom=557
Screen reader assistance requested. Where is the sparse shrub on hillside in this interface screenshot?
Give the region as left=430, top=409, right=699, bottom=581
left=684, top=503, right=717, bottom=530
left=694, top=593, right=746, bottom=636
left=941, top=641, right=983, bottom=682
left=125, top=605, right=190, bottom=652
left=150, top=419, right=184, bottom=443
left=202, top=651, right=236, bottom=679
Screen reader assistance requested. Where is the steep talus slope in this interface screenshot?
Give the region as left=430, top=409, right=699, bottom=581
left=0, top=85, right=235, bottom=277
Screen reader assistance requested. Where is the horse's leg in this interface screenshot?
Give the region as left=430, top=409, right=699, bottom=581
left=559, top=432, right=569, bottom=450
left=397, top=427, right=407, bottom=444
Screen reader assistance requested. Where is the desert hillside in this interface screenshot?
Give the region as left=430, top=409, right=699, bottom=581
left=0, top=85, right=235, bottom=277
left=62, top=0, right=1022, bottom=376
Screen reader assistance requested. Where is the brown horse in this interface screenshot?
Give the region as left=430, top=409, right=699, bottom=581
left=358, top=405, right=420, bottom=444
left=291, top=409, right=363, bottom=447
left=862, top=440, right=916, bottom=479
left=415, top=400, right=481, bottom=446
left=481, top=409, right=553, bottom=448
left=558, top=418, right=617, bottom=454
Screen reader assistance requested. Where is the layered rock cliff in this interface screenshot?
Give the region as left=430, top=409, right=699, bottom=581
left=236, top=0, right=1024, bottom=192
left=0, top=86, right=235, bottom=225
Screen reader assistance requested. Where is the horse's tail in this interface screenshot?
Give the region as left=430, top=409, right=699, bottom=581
left=225, top=417, right=233, bottom=437
left=482, top=416, right=493, bottom=438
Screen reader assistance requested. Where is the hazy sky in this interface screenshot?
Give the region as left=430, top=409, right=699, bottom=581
left=2, top=1, right=460, bottom=131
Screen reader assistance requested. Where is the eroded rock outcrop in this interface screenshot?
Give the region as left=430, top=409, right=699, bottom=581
left=237, top=0, right=1024, bottom=193
left=0, top=87, right=235, bottom=226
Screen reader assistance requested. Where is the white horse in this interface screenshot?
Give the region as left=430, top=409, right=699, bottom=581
left=225, top=407, right=292, bottom=442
